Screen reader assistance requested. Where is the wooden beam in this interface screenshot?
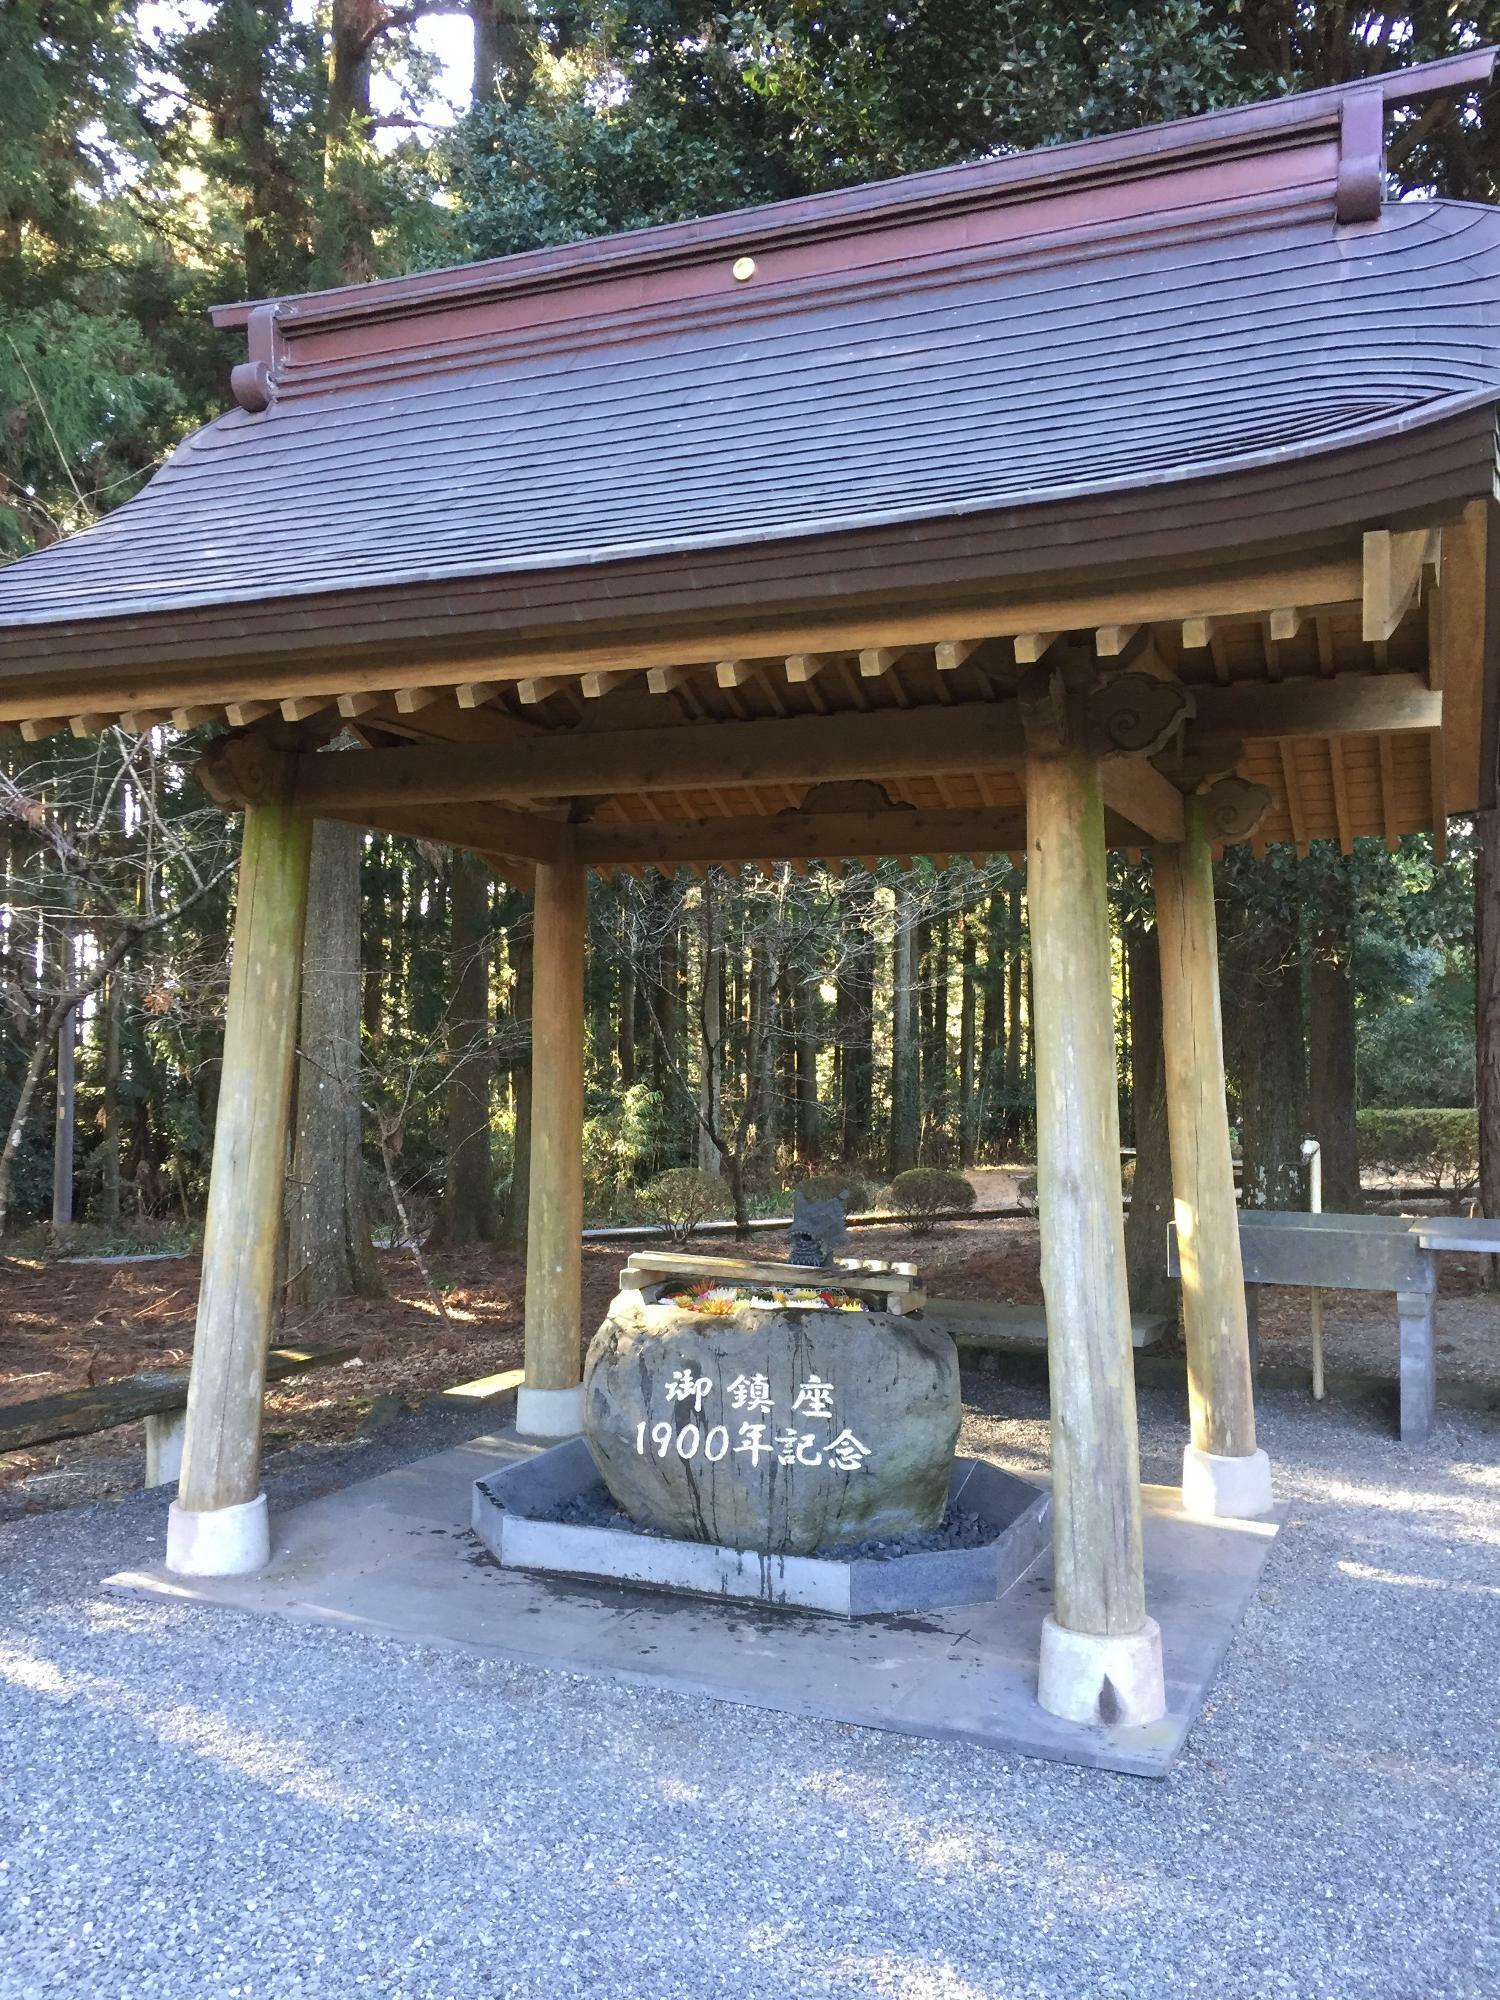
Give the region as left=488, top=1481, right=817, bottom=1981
left=1181, top=616, right=1221, bottom=651
left=171, top=706, right=222, bottom=729
left=784, top=653, right=828, bottom=683
left=224, top=701, right=272, bottom=728
left=1094, top=623, right=1140, bottom=658
left=119, top=709, right=169, bottom=733
left=1013, top=632, right=1059, bottom=665
left=455, top=682, right=498, bottom=709
left=1192, top=673, right=1440, bottom=749
left=648, top=664, right=690, bottom=693
left=935, top=639, right=978, bottom=672
left=715, top=659, right=757, bottom=688
left=295, top=701, right=1031, bottom=809
left=0, top=550, right=1375, bottom=725
left=394, top=687, right=441, bottom=714
left=68, top=714, right=112, bottom=737
left=1268, top=608, right=1303, bottom=642
left=517, top=677, right=563, bottom=705
left=1431, top=499, right=1488, bottom=812
left=1363, top=527, right=1429, bottom=643
left=320, top=800, right=568, bottom=863
left=580, top=671, right=629, bottom=700
left=1099, top=759, right=1185, bottom=843
left=858, top=646, right=907, bottom=678
left=287, top=677, right=1441, bottom=816
left=574, top=807, right=1029, bottom=868
left=280, top=695, right=334, bottom=722
left=337, top=691, right=387, bottom=718
left=18, top=717, right=69, bottom=741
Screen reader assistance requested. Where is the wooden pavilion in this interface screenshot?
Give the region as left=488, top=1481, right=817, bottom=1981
left=1, top=51, right=1497, bottom=1724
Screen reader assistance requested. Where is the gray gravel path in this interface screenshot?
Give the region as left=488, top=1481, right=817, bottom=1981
left=3, top=1381, right=1498, bottom=2000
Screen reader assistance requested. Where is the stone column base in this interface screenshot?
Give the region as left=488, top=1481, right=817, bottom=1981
left=515, top=1383, right=585, bottom=1440
left=166, top=1493, right=270, bottom=1577
left=1182, top=1444, right=1274, bottom=1521
left=1037, top=1613, right=1166, bottom=1727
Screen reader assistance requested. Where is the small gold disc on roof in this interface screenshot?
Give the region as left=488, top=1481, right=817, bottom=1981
left=731, top=256, right=757, bottom=281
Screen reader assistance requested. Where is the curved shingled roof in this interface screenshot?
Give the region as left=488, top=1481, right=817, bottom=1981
left=1, top=197, right=1497, bottom=631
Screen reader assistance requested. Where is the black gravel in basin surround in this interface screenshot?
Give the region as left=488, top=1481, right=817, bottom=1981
left=536, top=1486, right=1001, bottom=1560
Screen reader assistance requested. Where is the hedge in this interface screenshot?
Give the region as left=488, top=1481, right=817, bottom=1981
left=1355, top=1108, right=1479, bottom=1195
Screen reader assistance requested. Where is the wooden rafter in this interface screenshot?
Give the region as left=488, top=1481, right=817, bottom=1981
left=1328, top=737, right=1352, bottom=853
left=1376, top=734, right=1399, bottom=850
left=1278, top=740, right=1308, bottom=853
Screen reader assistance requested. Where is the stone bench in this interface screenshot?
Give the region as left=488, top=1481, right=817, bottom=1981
left=1169, top=1211, right=1500, bottom=1445
left=924, top=1298, right=1169, bottom=1351
left=0, top=1341, right=356, bottom=1488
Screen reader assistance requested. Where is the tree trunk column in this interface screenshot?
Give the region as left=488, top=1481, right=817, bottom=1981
left=1153, top=802, right=1273, bottom=1519
left=1027, top=745, right=1165, bottom=1728
left=517, top=854, right=587, bottom=1438
left=168, top=794, right=313, bottom=1576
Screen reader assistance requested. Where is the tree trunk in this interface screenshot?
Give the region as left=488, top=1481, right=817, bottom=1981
left=285, top=820, right=384, bottom=1308
left=959, top=907, right=978, bottom=1167
left=102, top=970, right=122, bottom=1225
left=697, top=874, right=724, bottom=1174
left=1308, top=893, right=1361, bottom=1212
left=839, top=872, right=875, bottom=1159
left=51, top=910, right=76, bottom=1229
left=498, top=924, right=532, bottom=1252
left=431, top=850, right=495, bottom=1246
left=890, top=878, right=920, bottom=1174
left=1004, top=870, right=1025, bottom=1147
left=1228, top=909, right=1306, bottom=1211
left=1122, top=920, right=1176, bottom=1317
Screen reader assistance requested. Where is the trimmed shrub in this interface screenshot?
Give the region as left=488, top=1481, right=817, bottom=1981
left=793, top=1173, right=874, bottom=1214
left=882, top=1167, right=977, bottom=1235
left=641, top=1166, right=725, bottom=1244
left=1356, top=1108, right=1479, bottom=1195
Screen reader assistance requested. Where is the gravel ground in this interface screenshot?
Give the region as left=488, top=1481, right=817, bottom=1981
left=3, top=1382, right=1499, bottom=2000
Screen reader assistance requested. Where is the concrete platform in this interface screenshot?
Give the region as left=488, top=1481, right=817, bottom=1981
left=108, top=1433, right=1284, bottom=1778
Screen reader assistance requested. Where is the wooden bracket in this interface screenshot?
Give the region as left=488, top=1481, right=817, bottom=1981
left=195, top=732, right=298, bottom=811
left=1086, top=671, right=1195, bottom=758
left=1016, top=665, right=1069, bottom=755
left=1195, top=775, right=1273, bottom=843
left=1363, top=527, right=1434, bottom=642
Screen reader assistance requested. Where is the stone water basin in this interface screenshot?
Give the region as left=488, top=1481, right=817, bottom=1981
left=471, top=1437, right=1051, bottom=1617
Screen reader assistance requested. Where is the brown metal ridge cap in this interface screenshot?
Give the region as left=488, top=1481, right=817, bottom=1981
left=208, top=49, right=1494, bottom=338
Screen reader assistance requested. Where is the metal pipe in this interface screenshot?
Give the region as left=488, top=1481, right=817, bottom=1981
left=1301, top=1136, right=1325, bottom=1401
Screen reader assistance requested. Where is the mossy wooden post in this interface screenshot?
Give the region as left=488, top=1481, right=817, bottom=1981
left=517, top=848, right=587, bottom=1437
left=167, top=790, right=313, bottom=1576
left=1154, top=797, right=1273, bottom=1518
left=1025, top=713, right=1165, bottom=1726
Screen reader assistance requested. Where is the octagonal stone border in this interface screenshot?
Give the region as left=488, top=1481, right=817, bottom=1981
left=471, top=1437, right=1051, bottom=1618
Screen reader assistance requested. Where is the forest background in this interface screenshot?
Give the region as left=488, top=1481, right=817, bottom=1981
left=3, top=2, right=1499, bottom=1323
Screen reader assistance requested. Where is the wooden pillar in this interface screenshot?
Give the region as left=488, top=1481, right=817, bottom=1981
left=517, top=851, right=587, bottom=1437
left=1027, top=738, right=1165, bottom=1726
left=168, top=793, right=312, bottom=1575
left=1154, top=800, right=1273, bottom=1519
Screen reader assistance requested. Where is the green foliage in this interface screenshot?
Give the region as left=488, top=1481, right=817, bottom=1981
left=794, top=1173, right=874, bottom=1213
left=641, top=1165, right=726, bottom=1244
left=583, top=1082, right=669, bottom=1212
left=1356, top=1109, right=1480, bottom=1196
left=882, top=1166, right=976, bottom=1235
